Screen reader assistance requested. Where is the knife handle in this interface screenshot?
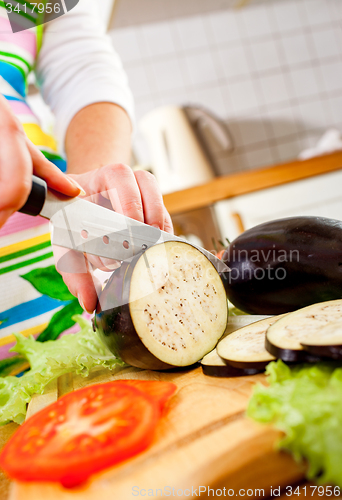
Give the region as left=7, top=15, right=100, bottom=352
left=19, top=175, right=47, bottom=217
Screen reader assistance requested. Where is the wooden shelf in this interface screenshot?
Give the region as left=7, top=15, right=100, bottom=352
left=163, top=151, right=342, bottom=216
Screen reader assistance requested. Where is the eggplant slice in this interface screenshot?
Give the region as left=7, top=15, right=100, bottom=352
left=265, top=300, right=342, bottom=362
left=201, top=315, right=273, bottom=376
left=217, top=316, right=280, bottom=370
left=301, top=321, right=342, bottom=359
left=96, top=241, right=228, bottom=370
left=201, top=348, right=259, bottom=377
left=224, top=314, right=272, bottom=334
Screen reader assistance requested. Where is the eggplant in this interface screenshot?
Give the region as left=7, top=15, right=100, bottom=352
left=95, top=241, right=228, bottom=370
left=201, top=314, right=273, bottom=376
left=224, top=314, right=272, bottom=333
left=221, top=216, right=342, bottom=315
left=301, top=321, right=342, bottom=360
left=265, top=300, right=342, bottom=362
left=201, top=349, right=259, bottom=377
left=217, top=316, right=280, bottom=370
left=300, top=302, right=342, bottom=360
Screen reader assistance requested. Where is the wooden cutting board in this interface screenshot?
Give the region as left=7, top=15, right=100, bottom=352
left=8, top=364, right=306, bottom=500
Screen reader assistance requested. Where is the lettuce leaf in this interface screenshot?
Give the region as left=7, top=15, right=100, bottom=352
left=248, top=360, right=342, bottom=486
left=21, top=266, right=84, bottom=342
left=0, top=316, right=126, bottom=425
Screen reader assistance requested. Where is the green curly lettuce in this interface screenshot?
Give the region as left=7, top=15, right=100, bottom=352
left=0, top=316, right=126, bottom=425
left=248, top=359, right=342, bottom=487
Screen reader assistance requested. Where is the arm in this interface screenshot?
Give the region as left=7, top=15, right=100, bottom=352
left=62, top=102, right=173, bottom=312
left=65, top=102, right=132, bottom=173
left=65, top=103, right=172, bottom=233
left=36, top=1, right=173, bottom=313
left=36, top=0, right=134, bottom=154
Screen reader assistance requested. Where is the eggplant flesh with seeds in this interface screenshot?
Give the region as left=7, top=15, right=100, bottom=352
left=265, top=299, right=342, bottom=362
left=95, top=241, right=228, bottom=370
left=217, top=316, right=279, bottom=370
left=221, top=216, right=342, bottom=315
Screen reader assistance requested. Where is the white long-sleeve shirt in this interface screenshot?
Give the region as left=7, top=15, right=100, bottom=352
left=36, top=0, right=134, bottom=150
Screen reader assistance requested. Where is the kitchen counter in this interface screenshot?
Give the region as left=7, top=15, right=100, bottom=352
left=163, top=151, right=342, bottom=216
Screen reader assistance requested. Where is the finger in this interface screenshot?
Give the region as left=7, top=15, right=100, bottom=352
left=163, top=208, right=174, bottom=234
left=84, top=254, right=121, bottom=273
left=55, top=244, right=120, bottom=274
left=26, top=138, right=84, bottom=197
left=0, top=103, right=32, bottom=219
left=53, top=245, right=100, bottom=313
left=77, top=164, right=145, bottom=223
left=0, top=209, right=15, bottom=228
left=134, top=170, right=165, bottom=230
left=66, top=271, right=100, bottom=314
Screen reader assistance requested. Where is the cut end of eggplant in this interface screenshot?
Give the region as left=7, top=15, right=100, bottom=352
left=266, top=299, right=342, bottom=362
left=129, top=242, right=228, bottom=367
left=96, top=241, right=228, bottom=370
left=217, top=316, right=278, bottom=370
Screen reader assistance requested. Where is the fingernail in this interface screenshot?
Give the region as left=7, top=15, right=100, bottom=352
left=152, top=224, right=161, bottom=229
left=68, top=177, right=86, bottom=197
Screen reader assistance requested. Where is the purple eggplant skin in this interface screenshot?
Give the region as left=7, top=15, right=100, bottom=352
left=221, top=216, right=342, bottom=315
left=222, top=358, right=271, bottom=372
left=265, top=336, right=322, bottom=363
left=301, top=343, right=342, bottom=360
left=201, top=363, right=259, bottom=377
left=94, top=258, right=174, bottom=371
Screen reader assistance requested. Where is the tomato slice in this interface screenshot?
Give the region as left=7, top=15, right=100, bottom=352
left=120, top=380, right=177, bottom=412
left=0, top=382, right=159, bottom=488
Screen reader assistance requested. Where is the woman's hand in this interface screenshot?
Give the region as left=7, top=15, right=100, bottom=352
left=55, top=164, right=173, bottom=314
left=0, top=95, right=173, bottom=314
left=70, top=164, right=173, bottom=232
left=0, top=95, right=83, bottom=228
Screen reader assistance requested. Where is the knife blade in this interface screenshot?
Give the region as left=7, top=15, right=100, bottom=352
left=19, top=176, right=229, bottom=273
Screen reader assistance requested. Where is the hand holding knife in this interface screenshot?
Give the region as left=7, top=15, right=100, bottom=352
left=19, top=175, right=228, bottom=273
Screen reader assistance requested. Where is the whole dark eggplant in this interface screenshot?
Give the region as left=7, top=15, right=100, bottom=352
left=221, top=216, right=342, bottom=315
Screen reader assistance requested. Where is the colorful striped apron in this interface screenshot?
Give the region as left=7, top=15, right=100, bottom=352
left=0, top=3, right=69, bottom=356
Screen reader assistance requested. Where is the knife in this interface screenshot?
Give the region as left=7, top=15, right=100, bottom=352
left=18, top=175, right=228, bottom=273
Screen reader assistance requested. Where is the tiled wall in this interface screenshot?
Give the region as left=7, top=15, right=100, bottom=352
left=110, top=0, right=342, bottom=175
